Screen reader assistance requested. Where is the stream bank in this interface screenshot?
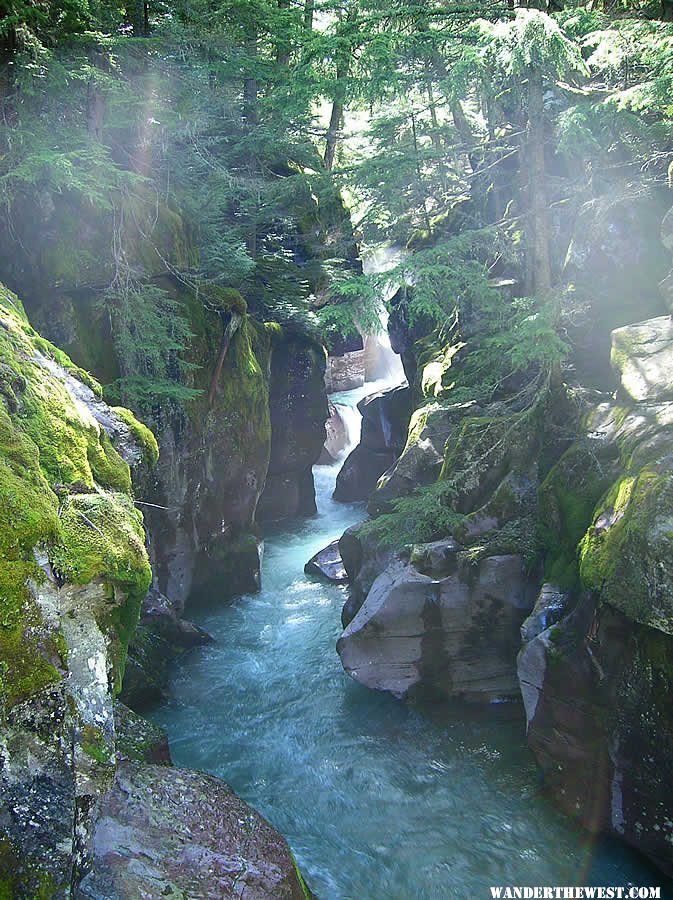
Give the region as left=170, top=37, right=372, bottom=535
left=151, top=381, right=667, bottom=898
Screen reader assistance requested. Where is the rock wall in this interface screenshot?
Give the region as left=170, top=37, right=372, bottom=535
left=333, top=188, right=673, bottom=874
left=257, top=328, right=328, bottom=522
left=0, top=283, right=312, bottom=896
left=518, top=317, right=673, bottom=876
left=333, top=384, right=410, bottom=502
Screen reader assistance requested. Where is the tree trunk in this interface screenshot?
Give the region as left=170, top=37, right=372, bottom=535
left=527, top=68, right=552, bottom=296
left=324, top=55, right=347, bottom=170
left=243, top=34, right=258, bottom=124
left=276, top=0, right=291, bottom=66
left=128, top=1, right=148, bottom=36
left=410, top=110, right=432, bottom=235
left=304, top=0, right=315, bottom=30
left=87, top=78, right=105, bottom=141
left=324, top=4, right=354, bottom=171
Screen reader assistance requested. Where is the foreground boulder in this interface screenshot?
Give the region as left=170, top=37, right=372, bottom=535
left=338, top=542, right=535, bottom=700
left=79, top=763, right=310, bottom=899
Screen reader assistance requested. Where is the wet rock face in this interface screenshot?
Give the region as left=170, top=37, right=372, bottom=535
left=333, top=384, right=410, bottom=502
left=257, top=331, right=328, bottom=522
left=325, top=348, right=365, bottom=392
left=319, top=402, right=349, bottom=464
left=304, top=539, right=348, bottom=583
left=518, top=594, right=673, bottom=877
left=337, top=545, right=535, bottom=701
left=120, top=589, right=212, bottom=709
left=78, top=762, right=310, bottom=899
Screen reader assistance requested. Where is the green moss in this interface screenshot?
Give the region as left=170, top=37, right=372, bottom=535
left=112, top=406, right=159, bottom=467
left=0, top=280, right=153, bottom=707
left=0, top=835, right=61, bottom=899
left=52, top=492, right=150, bottom=595
left=290, top=853, right=313, bottom=900
left=80, top=724, right=111, bottom=764
left=538, top=442, right=614, bottom=591
left=88, top=430, right=132, bottom=493
left=580, top=467, right=673, bottom=631
left=194, top=282, right=247, bottom=315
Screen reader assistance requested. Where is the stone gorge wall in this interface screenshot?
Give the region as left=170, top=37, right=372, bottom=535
left=0, top=282, right=312, bottom=896
left=332, top=185, right=673, bottom=876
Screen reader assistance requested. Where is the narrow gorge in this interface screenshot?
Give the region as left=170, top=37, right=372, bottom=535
left=1, top=1, right=673, bottom=897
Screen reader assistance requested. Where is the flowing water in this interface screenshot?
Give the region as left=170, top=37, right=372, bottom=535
left=151, top=380, right=670, bottom=900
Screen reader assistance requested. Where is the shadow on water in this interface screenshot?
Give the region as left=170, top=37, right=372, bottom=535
left=149, top=381, right=672, bottom=900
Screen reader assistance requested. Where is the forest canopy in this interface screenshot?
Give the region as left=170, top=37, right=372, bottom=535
left=0, top=0, right=672, bottom=402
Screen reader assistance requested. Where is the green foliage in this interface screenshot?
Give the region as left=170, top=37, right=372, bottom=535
left=359, top=479, right=464, bottom=548
left=100, top=282, right=201, bottom=407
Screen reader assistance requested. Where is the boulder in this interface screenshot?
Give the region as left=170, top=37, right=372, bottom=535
left=304, top=539, right=348, bottom=583
left=612, top=315, right=673, bottom=403
left=333, top=384, right=410, bottom=502
left=337, top=546, right=535, bottom=701
left=78, top=762, right=311, bottom=899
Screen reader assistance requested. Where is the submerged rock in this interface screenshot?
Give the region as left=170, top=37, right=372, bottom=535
left=304, top=539, right=348, bottom=583
left=337, top=546, right=535, bottom=701
left=79, top=762, right=311, bottom=899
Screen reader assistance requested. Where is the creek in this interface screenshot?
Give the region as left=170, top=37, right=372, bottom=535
left=151, top=377, right=668, bottom=899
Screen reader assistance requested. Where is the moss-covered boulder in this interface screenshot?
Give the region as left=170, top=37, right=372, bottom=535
left=0, top=283, right=316, bottom=897
left=0, top=283, right=153, bottom=894
left=520, top=316, right=673, bottom=876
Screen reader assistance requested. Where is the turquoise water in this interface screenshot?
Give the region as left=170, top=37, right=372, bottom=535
left=151, top=386, right=670, bottom=900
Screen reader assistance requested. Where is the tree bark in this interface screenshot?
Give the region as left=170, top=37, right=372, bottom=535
left=276, top=0, right=291, bottom=66
left=324, top=5, right=353, bottom=171
left=527, top=68, right=552, bottom=296
left=304, top=0, right=315, bottom=30
left=243, top=34, right=258, bottom=124
left=324, top=54, right=347, bottom=170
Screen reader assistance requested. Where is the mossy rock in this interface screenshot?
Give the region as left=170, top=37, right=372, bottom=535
left=580, top=466, right=673, bottom=634
left=0, top=281, right=152, bottom=708
left=538, top=441, right=616, bottom=591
